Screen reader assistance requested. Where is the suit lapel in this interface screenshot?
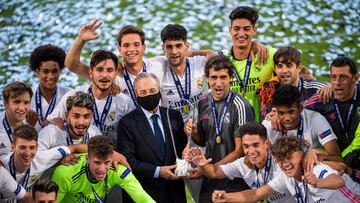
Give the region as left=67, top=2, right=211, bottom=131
left=134, top=107, right=164, bottom=162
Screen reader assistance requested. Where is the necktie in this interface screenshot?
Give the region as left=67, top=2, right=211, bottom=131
left=151, top=114, right=165, bottom=158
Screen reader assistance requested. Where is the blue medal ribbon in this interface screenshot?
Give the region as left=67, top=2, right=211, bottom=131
left=170, top=59, right=191, bottom=102
left=3, top=113, right=13, bottom=143
left=211, top=91, right=234, bottom=139
left=232, top=53, right=252, bottom=92
left=294, top=179, right=308, bottom=203
left=333, top=84, right=357, bottom=140
left=86, top=164, right=108, bottom=203
left=9, top=154, right=30, bottom=189
left=123, top=62, right=147, bottom=105
left=88, top=87, right=112, bottom=131
left=298, top=79, right=303, bottom=93
left=65, top=125, right=89, bottom=145
left=35, top=86, right=57, bottom=122
left=256, top=153, right=272, bottom=188
left=282, top=115, right=305, bottom=151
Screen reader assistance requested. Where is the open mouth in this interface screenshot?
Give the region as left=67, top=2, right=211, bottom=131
left=283, top=165, right=294, bottom=173
left=95, top=171, right=106, bottom=179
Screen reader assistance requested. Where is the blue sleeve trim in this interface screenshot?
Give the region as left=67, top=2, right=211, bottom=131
left=120, top=168, right=131, bottom=179
left=57, top=148, right=67, bottom=158
left=318, top=169, right=328, bottom=179
left=14, top=183, right=21, bottom=195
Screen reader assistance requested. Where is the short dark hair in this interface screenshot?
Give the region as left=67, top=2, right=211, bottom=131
left=87, top=136, right=114, bottom=159
left=29, top=44, right=66, bottom=72
left=229, top=6, right=259, bottom=26
left=270, top=136, right=302, bottom=162
left=13, top=124, right=38, bottom=144
left=117, top=25, right=145, bottom=45
left=90, top=50, right=119, bottom=69
left=66, top=91, right=95, bottom=112
left=2, top=81, right=33, bottom=103
left=204, top=55, right=234, bottom=78
left=330, top=56, right=357, bottom=75
left=274, top=47, right=301, bottom=66
left=239, top=121, right=267, bottom=140
left=32, top=177, right=58, bottom=199
left=160, top=24, right=187, bottom=42
left=271, top=85, right=300, bottom=107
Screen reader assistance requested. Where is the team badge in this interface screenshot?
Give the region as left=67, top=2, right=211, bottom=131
left=197, top=79, right=203, bottom=88
left=30, top=175, right=37, bottom=184
left=108, top=111, right=116, bottom=122
left=254, top=64, right=261, bottom=72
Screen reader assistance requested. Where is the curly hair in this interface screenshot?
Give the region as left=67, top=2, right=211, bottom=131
left=66, top=91, right=95, bottom=112
left=270, top=136, right=302, bottom=162
left=29, top=44, right=66, bottom=72
left=87, top=136, right=114, bottom=158
left=271, top=85, right=300, bottom=108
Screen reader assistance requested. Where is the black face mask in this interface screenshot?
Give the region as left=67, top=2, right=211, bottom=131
left=137, top=92, right=161, bottom=111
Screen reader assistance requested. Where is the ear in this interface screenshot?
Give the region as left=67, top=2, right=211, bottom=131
left=228, top=25, right=232, bottom=33
left=185, top=41, right=190, bottom=50
left=143, top=43, right=147, bottom=52
left=162, top=43, right=165, bottom=52
left=117, top=45, right=122, bottom=55
left=88, top=67, right=93, bottom=80
left=298, top=104, right=304, bottom=113
left=36, top=69, right=40, bottom=77
left=253, top=26, right=257, bottom=34
left=264, top=139, right=270, bottom=148
left=353, top=73, right=359, bottom=81
left=65, top=111, right=69, bottom=121
left=11, top=143, right=15, bottom=152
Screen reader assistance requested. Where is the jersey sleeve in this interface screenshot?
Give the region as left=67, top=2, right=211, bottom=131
left=313, top=164, right=338, bottom=179
left=267, top=172, right=289, bottom=194
left=0, top=167, right=25, bottom=199
left=311, top=112, right=337, bottom=145
left=233, top=96, right=255, bottom=137
left=112, top=165, right=155, bottom=203
left=52, top=165, right=72, bottom=202
left=219, top=158, right=244, bottom=180
left=37, top=125, right=59, bottom=150
left=34, top=146, right=71, bottom=172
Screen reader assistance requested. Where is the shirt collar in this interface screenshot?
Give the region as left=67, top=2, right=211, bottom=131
left=141, top=107, right=161, bottom=121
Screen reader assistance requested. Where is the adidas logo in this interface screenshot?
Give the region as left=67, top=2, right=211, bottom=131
left=122, top=89, right=129, bottom=94
left=166, top=90, right=175, bottom=95
left=250, top=182, right=257, bottom=188
left=0, top=143, right=6, bottom=149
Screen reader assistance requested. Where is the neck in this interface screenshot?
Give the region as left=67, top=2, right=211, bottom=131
left=91, top=85, right=110, bottom=100
left=126, top=61, right=143, bottom=76
left=40, top=85, right=56, bottom=103
left=14, top=156, right=29, bottom=174
left=294, top=169, right=303, bottom=182
left=170, top=59, right=187, bottom=77
left=5, top=111, right=22, bottom=128
left=233, top=45, right=251, bottom=60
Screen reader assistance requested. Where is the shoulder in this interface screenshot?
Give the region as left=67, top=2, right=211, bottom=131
left=302, top=79, right=326, bottom=89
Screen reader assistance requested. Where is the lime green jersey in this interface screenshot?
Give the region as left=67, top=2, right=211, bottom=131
left=52, top=154, right=155, bottom=203
left=342, top=122, right=360, bottom=157
left=221, top=47, right=277, bottom=121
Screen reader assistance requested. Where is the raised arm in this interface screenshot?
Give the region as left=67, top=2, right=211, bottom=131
left=64, top=19, right=102, bottom=80
left=189, top=147, right=226, bottom=179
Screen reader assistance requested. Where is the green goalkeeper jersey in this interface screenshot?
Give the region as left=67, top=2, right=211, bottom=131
left=52, top=154, right=155, bottom=203
left=220, top=47, right=277, bottom=121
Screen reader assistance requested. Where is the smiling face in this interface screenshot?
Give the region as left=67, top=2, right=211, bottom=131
left=5, top=92, right=31, bottom=123
left=207, top=68, right=233, bottom=101
left=162, top=39, right=189, bottom=68
left=87, top=153, right=113, bottom=181
left=89, top=59, right=117, bottom=92
left=12, top=137, right=38, bottom=169
left=118, top=33, right=146, bottom=67
left=229, top=18, right=256, bottom=49
left=276, top=103, right=302, bottom=131
left=275, top=60, right=301, bottom=86
left=276, top=151, right=303, bottom=178
left=330, top=65, right=359, bottom=101
left=36, top=61, right=61, bottom=91
left=242, top=134, right=269, bottom=168
left=66, top=106, right=93, bottom=138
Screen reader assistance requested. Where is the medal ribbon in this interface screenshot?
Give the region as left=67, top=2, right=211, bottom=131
left=10, top=154, right=30, bottom=189
left=256, top=153, right=272, bottom=188
left=3, top=113, right=13, bottom=143
left=211, top=91, right=234, bottom=138
left=123, top=62, right=147, bottom=105
left=298, top=79, right=303, bottom=93
left=86, top=164, right=108, bottom=203
left=35, top=86, right=57, bottom=122
left=170, top=59, right=191, bottom=102
left=231, top=53, right=252, bottom=92
left=294, top=179, right=308, bottom=203
left=282, top=116, right=305, bottom=151
left=88, top=87, right=112, bottom=131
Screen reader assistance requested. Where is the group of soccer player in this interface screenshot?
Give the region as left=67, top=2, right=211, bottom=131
left=0, top=5, right=359, bottom=203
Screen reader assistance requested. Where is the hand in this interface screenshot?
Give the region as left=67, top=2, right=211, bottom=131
left=190, top=147, right=212, bottom=167
left=26, top=110, right=39, bottom=127
left=251, top=40, right=268, bottom=65
left=269, top=108, right=283, bottom=131
left=49, top=117, right=66, bottom=130
left=323, top=161, right=347, bottom=175
left=184, top=118, right=194, bottom=136
left=212, top=190, right=227, bottom=203
left=160, top=165, right=180, bottom=180
left=186, top=167, right=203, bottom=179
left=182, top=142, right=192, bottom=161
left=316, top=84, right=333, bottom=104
left=110, top=83, right=121, bottom=96
left=303, top=149, right=320, bottom=173
left=22, top=192, right=33, bottom=203
left=59, top=154, right=80, bottom=165
left=78, top=19, right=102, bottom=42
left=265, top=107, right=276, bottom=121
left=303, top=171, right=319, bottom=187
left=112, top=151, right=131, bottom=171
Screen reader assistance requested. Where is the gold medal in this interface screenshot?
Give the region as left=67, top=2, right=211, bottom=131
left=216, top=135, right=222, bottom=144
left=183, top=104, right=190, bottom=113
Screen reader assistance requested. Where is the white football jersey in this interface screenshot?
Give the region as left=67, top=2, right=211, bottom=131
left=0, top=167, right=25, bottom=201
left=0, top=112, right=27, bottom=155
left=38, top=124, right=101, bottom=150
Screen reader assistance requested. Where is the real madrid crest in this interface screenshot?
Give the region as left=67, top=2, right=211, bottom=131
left=108, top=111, right=116, bottom=122
left=196, top=79, right=203, bottom=88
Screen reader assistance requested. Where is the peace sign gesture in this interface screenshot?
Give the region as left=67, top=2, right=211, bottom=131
left=78, top=19, right=102, bottom=42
